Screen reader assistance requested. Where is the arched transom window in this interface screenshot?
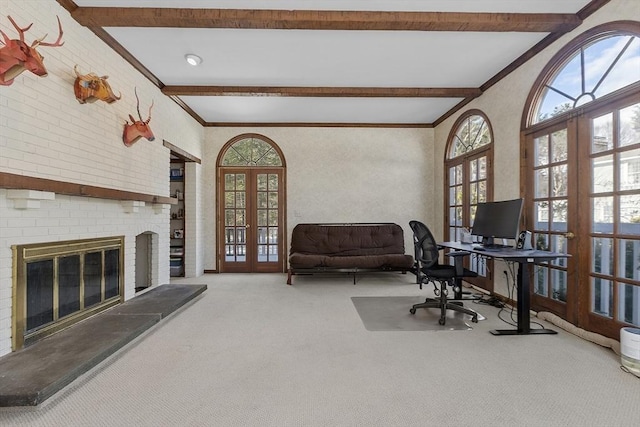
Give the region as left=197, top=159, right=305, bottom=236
left=221, top=136, right=283, bottom=166
left=533, top=29, right=640, bottom=124
left=449, top=113, right=492, bottom=158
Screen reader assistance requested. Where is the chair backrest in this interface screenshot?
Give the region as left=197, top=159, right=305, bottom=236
left=409, top=220, right=440, bottom=269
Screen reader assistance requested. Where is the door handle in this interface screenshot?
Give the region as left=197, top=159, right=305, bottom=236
left=245, top=224, right=250, bottom=228
left=564, top=232, right=575, bottom=239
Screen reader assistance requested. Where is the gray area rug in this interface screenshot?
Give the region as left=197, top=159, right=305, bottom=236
left=351, top=296, right=479, bottom=331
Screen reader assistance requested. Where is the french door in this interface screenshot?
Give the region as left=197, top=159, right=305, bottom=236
left=218, top=168, right=285, bottom=273
left=526, top=92, right=640, bottom=338
left=446, top=149, right=493, bottom=291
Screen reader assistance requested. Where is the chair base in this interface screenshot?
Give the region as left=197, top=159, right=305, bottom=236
left=410, top=297, right=479, bottom=325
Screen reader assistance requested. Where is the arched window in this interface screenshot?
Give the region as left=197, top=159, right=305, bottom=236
left=449, top=113, right=492, bottom=157
left=528, top=23, right=640, bottom=125
left=221, top=135, right=283, bottom=166
left=445, top=110, right=494, bottom=291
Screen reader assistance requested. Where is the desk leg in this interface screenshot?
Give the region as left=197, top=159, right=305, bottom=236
left=490, top=261, right=557, bottom=336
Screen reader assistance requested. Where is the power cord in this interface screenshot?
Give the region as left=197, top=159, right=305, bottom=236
left=498, top=268, right=518, bottom=327
left=502, top=265, right=546, bottom=330
left=620, top=365, right=640, bottom=379
left=474, top=295, right=505, bottom=308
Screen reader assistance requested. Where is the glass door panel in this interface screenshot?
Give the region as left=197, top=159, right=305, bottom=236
left=585, top=100, right=640, bottom=335
left=530, top=125, right=574, bottom=315
left=256, top=173, right=279, bottom=264
left=468, top=154, right=488, bottom=280
left=448, top=164, right=463, bottom=242
left=446, top=151, right=492, bottom=291
left=224, top=173, right=248, bottom=264
left=528, top=95, right=640, bottom=338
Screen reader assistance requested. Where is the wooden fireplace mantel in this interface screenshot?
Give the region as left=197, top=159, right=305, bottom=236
left=0, top=172, right=176, bottom=205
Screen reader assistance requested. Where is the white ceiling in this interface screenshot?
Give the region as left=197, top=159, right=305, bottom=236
left=69, top=0, right=598, bottom=126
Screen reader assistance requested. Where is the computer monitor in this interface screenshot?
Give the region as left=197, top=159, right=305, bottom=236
left=471, top=198, right=524, bottom=247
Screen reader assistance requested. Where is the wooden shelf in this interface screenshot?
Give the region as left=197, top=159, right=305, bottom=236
left=170, top=161, right=186, bottom=277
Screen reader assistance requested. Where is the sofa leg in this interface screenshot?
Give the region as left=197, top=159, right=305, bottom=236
left=287, top=269, right=293, bottom=285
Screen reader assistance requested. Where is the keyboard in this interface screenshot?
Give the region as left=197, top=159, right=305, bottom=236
left=473, top=244, right=513, bottom=252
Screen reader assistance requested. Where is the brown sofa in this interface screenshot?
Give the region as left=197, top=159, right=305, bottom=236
left=287, top=223, right=414, bottom=285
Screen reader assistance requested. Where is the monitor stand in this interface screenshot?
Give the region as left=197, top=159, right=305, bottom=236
left=481, top=236, right=511, bottom=249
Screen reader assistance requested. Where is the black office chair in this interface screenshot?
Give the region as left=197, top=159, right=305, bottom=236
left=409, top=220, right=479, bottom=325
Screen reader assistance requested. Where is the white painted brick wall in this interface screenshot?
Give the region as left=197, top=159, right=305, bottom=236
left=0, top=191, right=170, bottom=356
left=184, top=162, right=203, bottom=277
left=0, top=0, right=202, bottom=195
left=0, top=0, right=203, bottom=357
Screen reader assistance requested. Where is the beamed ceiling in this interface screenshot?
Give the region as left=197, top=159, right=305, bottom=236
left=57, top=0, right=611, bottom=127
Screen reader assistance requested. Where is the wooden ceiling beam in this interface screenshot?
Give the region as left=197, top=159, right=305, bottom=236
left=204, top=122, right=434, bottom=128
left=71, top=8, right=581, bottom=32
left=162, top=86, right=482, bottom=98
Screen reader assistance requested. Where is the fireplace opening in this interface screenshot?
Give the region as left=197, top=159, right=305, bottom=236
left=12, top=237, right=124, bottom=351
left=135, top=232, right=154, bottom=293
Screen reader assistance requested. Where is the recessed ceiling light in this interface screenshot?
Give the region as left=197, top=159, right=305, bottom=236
left=185, top=54, right=202, bottom=66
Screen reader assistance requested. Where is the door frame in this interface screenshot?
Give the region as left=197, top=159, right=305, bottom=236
left=215, top=134, right=287, bottom=274
left=217, top=167, right=286, bottom=273
left=522, top=119, right=579, bottom=324
left=522, top=87, right=640, bottom=338
left=577, top=91, right=640, bottom=337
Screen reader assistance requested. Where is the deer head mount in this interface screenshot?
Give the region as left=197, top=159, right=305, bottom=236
left=0, top=15, right=64, bottom=86
left=73, top=64, right=121, bottom=104
left=123, top=88, right=155, bottom=147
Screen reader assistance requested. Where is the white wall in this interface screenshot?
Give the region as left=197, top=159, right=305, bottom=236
left=432, top=0, right=638, bottom=297
left=0, top=0, right=203, bottom=356
left=203, top=127, right=434, bottom=271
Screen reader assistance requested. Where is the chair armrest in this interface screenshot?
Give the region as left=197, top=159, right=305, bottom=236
left=445, top=250, right=470, bottom=258
left=445, top=251, right=471, bottom=276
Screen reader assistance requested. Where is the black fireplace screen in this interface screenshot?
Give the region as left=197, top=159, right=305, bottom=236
left=26, top=259, right=54, bottom=331
left=14, top=237, right=124, bottom=350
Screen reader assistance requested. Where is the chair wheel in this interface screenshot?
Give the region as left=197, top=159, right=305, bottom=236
left=409, top=308, right=416, bottom=314
left=439, top=318, right=445, bottom=325
left=472, top=316, right=478, bottom=323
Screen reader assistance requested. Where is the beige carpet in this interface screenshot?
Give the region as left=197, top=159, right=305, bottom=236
left=0, top=273, right=638, bottom=427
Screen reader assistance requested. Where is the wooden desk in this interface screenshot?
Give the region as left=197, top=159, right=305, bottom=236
left=439, top=242, right=569, bottom=336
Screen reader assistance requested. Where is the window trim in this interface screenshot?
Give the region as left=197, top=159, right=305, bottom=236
left=522, top=21, right=640, bottom=130
left=216, top=133, right=286, bottom=168
left=446, top=109, right=495, bottom=160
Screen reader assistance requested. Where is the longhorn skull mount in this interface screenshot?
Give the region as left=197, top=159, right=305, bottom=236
left=123, top=88, right=155, bottom=147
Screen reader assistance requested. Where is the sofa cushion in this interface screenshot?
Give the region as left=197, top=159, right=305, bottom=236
left=290, top=223, right=407, bottom=256
left=323, top=254, right=414, bottom=269
left=289, top=253, right=414, bottom=269
left=289, top=253, right=327, bottom=268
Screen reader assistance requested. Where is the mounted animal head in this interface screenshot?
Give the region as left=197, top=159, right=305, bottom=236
left=123, top=88, right=155, bottom=146
left=73, top=65, right=121, bottom=104
left=0, top=15, right=64, bottom=86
